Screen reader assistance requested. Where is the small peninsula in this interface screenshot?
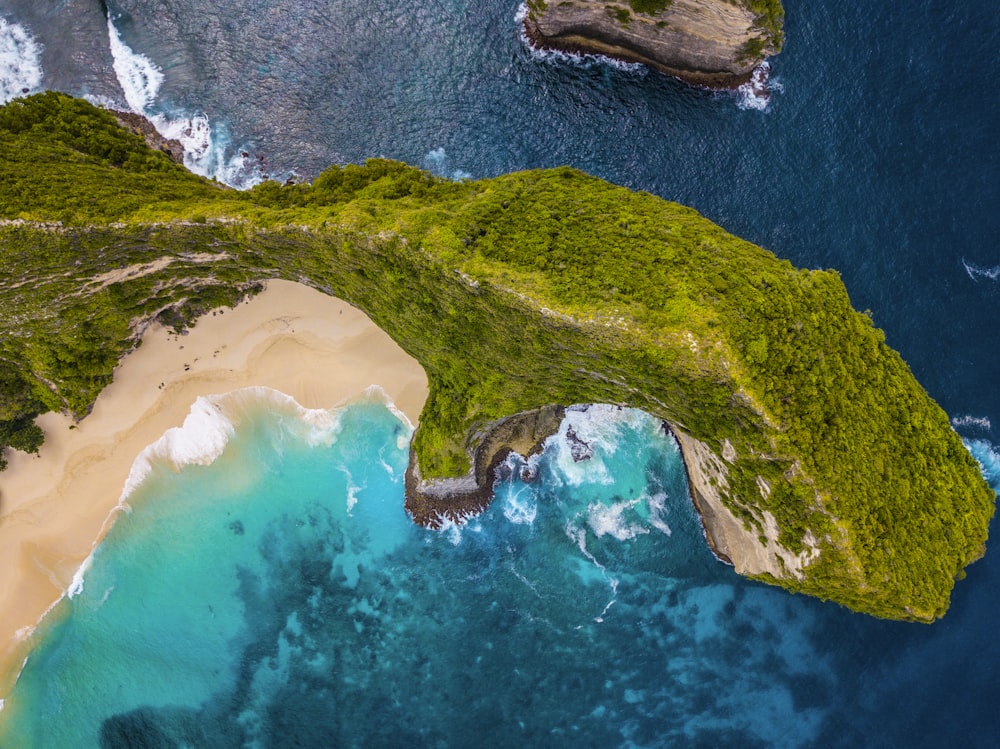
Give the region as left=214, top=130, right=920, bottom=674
left=0, top=93, right=994, bottom=623
left=521, top=0, right=783, bottom=86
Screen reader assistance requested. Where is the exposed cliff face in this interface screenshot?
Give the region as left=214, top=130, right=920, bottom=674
left=671, top=428, right=819, bottom=579
left=523, top=0, right=781, bottom=87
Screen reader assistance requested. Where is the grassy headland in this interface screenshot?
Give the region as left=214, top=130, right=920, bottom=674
left=0, top=93, right=993, bottom=621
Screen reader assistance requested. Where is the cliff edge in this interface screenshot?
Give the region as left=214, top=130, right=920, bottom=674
left=0, top=94, right=994, bottom=622
left=522, top=0, right=783, bottom=86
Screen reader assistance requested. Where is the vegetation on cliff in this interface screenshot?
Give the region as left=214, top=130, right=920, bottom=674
left=0, top=93, right=994, bottom=620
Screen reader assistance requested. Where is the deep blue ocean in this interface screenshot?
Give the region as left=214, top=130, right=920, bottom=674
left=0, top=0, right=998, bottom=746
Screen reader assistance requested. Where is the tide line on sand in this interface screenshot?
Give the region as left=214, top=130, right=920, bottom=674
left=0, top=279, right=429, bottom=700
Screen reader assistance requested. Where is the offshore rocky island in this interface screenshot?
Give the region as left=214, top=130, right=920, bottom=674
left=521, top=0, right=784, bottom=86
left=0, top=93, right=994, bottom=623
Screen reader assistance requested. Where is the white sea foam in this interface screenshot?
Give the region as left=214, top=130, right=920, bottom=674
left=736, top=62, right=782, bottom=112
left=107, top=16, right=163, bottom=114
left=951, top=414, right=992, bottom=432
left=66, top=386, right=404, bottom=599
left=544, top=405, right=647, bottom=487
left=646, top=490, right=672, bottom=536
left=120, top=395, right=238, bottom=502
left=345, top=478, right=362, bottom=515
left=106, top=14, right=260, bottom=187
left=564, top=518, right=620, bottom=622
left=422, top=147, right=472, bottom=181
left=965, top=439, right=1000, bottom=487
left=0, top=17, right=43, bottom=104
left=435, top=514, right=475, bottom=545
left=586, top=498, right=649, bottom=541
left=502, top=484, right=538, bottom=525
left=961, top=259, right=1000, bottom=282
left=67, top=557, right=93, bottom=599
left=69, top=392, right=242, bottom=599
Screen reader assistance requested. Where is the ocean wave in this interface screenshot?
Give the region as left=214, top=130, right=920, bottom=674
left=106, top=15, right=163, bottom=114
left=586, top=497, right=650, bottom=541
left=433, top=513, right=482, bottom=545
left=965, top=439, right=1000, bottom=489
left=952, top=414, right=992, bottom=432
left=68, top=387, right=408, bottom=599
left=736, top=62, right=782, bottom=112
left=501, top=480, right=538, bottom=525
left=0, top=17, right=43, bottom=104
left=106, top=14, right=259, bottom=187
left=646, top=488, right=673, bottom=536
left=540, top=404, right=651, bottom=488
left=563, top=518, right=619, bottom=621
left=422, top=147, right=471, bottom=181
left=962, top=258, right=1000, bottom=282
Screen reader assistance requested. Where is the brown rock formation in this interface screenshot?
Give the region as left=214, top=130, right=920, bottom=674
left=111, top=110, right=185, bottom=164
left=522, top=0, right=780, bottom=88
left=404, top=405, right=566, bottom=527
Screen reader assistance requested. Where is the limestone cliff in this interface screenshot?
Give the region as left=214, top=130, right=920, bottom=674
left=2, top=94, right=994, bottom=622
left=522, top=0, right=783, bottom=87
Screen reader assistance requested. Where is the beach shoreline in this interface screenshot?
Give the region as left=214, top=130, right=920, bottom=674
left=0, top=279, right=429, bottom=701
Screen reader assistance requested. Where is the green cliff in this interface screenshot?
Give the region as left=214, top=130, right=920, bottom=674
left=0, top=93, right=993, bottom=621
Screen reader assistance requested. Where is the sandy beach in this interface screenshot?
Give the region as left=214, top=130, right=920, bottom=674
left=0, top=279, right=428, bottom=700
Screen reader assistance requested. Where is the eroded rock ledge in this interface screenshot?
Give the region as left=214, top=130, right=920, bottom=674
left=405, top=405, right=566, bottom=526
left=522, top=0, right=782, bottom=87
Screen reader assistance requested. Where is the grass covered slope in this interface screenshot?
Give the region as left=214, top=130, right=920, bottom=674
left=0, top=93, right=993, bottom=621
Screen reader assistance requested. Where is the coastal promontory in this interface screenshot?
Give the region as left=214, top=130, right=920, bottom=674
left=0, top=94, right=994, bottom=622
left=522, top=0, right=783, bottom=86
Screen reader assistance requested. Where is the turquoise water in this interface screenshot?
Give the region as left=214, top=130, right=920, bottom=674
left=1, top=0, right=999, bottom=743
left=5, top=392, right=996, bottom=746
left=0, top=394, right=839, bottom=747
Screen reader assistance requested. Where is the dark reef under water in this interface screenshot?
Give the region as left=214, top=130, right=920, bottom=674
left=0, top=0, right=998, bottom=745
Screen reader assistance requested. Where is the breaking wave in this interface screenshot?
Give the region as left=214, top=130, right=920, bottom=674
left=106, top=14, right=258, bottom=187
left=0, top=17, right=42, bottom=104
left=962, top=259, right=1000, bottom=282
left=736, top=61, right=782, bottom=112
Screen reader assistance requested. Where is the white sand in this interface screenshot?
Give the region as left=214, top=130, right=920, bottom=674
left=0, top=279, right=428, bottom=698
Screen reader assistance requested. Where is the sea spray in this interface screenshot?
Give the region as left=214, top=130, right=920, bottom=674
left=106, top=13, right=259, bottom=186
left=962, top=259, right=1000, bottom=282
left=0, top=17, right=42, bottom=104
left=736, top=61, right=782, bottom=112
left=966, top=439, right=1000, bottom=489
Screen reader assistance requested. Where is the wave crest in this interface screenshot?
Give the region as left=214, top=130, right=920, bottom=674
left=0, top=17, right=43, bottom=104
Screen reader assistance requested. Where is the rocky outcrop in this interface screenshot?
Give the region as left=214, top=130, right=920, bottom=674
left=522, top=0, right=781, bottom=87
left=112, top=111, right=185, bottom=164
left=404, top=403, right=821, bottom=586
left=404, top=405, right=566, bottom=526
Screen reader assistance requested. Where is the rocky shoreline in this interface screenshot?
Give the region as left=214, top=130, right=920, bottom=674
left=110, top=111, right=185, bottom=164
left=404, top=405, right=566, bottom=527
